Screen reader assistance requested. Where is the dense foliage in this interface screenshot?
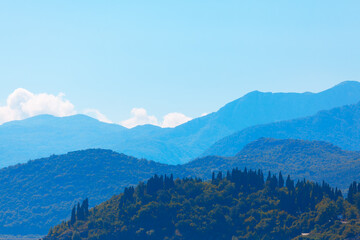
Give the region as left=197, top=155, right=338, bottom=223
left=196, top=138, right=360, bottom=191
left=0, top=149, right=182, bottom=234
left=45, top=169, right=360, bottom=240
left=205, top=100, right=360, bottom=157
left=347, top=182, right=360, bottom=211
left=2, top=137, right=360, bottom=234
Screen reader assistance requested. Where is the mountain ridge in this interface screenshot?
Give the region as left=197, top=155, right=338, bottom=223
left=1, top=81, right=360, bottom=167
left=204, top=100, right=360, bottom=157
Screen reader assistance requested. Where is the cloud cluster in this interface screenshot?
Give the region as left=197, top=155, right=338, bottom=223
left=161, top=112, right=192, bottom=128
left=120, top=108, right=158, bottom=128
left=120, top=108, right=193, bottom=128
left=0, top=88, right=76, bottom=124
left=0, top=89, right=194, bottom=128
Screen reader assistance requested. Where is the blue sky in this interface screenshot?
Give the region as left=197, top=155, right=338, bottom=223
left=0, top=1, right=359, bottom=127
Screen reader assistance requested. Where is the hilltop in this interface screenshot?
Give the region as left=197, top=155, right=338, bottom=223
left=44, top=169, right=359, bottom=240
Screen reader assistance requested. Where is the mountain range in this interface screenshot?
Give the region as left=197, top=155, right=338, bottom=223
left=2, top=137, right=360, bottom=235
left=2, top=81, right=360, bottom=236
left=1, top=81, right=360, bottom=167
left=204, top=98, right=360, bottom=157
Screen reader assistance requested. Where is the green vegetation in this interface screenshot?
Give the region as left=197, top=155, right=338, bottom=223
left=0, top=149, right=181, bottom=234
left=45, top=169, right=360, bottom=240
left=198, top=138, right=360, bottom=191
left=2, top=138, right=360, bottom=235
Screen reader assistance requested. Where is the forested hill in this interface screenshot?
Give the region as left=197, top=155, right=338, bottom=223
left=1, top=138, right=360, bottom=234
left=44, top=169, right=360, bottom=240
left=0, top=149, right=182, bottom=234
left=204, top=100, right=360, bottom=157
left=193, top=138, right=360, bottom=190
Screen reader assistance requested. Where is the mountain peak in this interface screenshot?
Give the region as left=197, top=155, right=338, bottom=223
left=324, top=81, right=360, bottom=93
left=334, top=80, right=360, bottom=87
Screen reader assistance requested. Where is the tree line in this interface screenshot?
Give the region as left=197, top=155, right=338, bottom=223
left=45, top=168, right=360, bottom=240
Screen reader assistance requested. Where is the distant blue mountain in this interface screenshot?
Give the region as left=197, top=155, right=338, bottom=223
left=165, top=81, right=360, bottom=159
left=1, top=81, right=360, bottom=167
left=0, top=114, right=128, bottom=167
left=204, top=100, right=360, bottom=157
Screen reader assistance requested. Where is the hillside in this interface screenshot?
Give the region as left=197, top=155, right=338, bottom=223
left=1, top=81, right=360, bottom=167
left=0, top=149, right=184, bottom=234
left=1, top=139, right=360, bottom=234
left=44, top=169, right=360, bottom=240
left=204, top=101, right=360, bottom=157
left=196, top=138, right=360, bottom=190
left=0, top=114, right=128, bottom=167
left=175, top=81, right=360, bottom=151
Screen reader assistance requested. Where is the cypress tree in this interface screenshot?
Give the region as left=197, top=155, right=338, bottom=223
left=211, top=172, right=216, bottom=184
left=70, top=205, right=76, bottom=225
left=286, top=175, right=294, bottom=192
left=226, top=170, right=231, bottom=180
left=266, top=171, right=271, bottom=182
left=269, top=174, right=278, bottom=191
left=164, top=174, right=175, bottom=190
left=170, top=174, right=174, bottom=185
left=348, top=182, right=357, bottom=204
left=77, top=202, right=84, bottom=221
left=217, top=171, right=223, bottom=182
left=279, top=171, right=284, bottom=188
left=81, top=198, right=89, bottom=219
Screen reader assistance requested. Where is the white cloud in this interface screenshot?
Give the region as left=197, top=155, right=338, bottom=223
left=83, top=109, right=113, bottom=124
left=0, top=88, right=76, bottom=124
left=120, top=108, right=159, bottom=128
left=162, top=112, right=192, bottom=128
left=120, top=108, right=193, bottom=128
left=0, top=89, right=196, bottom=128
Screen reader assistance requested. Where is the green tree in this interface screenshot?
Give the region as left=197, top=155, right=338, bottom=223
left=70, top=205, right=76, bottom=225
left=279, top=171, right=284, bottom=188
left=81, top=198, right=89, bottom=219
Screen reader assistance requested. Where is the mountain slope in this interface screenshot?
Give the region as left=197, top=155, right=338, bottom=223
left=204, top=101, right=360, bottom=157
left=0, top=114, right=128, bottom=167
left=0, top=149, right=185, bottom=234
left=2, top=138, right=360, bottom=234
left=162, top=80, right=360, bottom=163
left=197, top=138, right=360, bottom=190
left=1, top=81, right=360, bottom=167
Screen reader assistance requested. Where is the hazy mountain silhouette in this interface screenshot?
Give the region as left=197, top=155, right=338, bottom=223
left=1, top=81, right=360, bottom=166
left=204, top=100, right=360, bottom=157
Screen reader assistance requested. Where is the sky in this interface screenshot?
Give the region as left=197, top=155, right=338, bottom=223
left=0, top=1, right=359, bottom=127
